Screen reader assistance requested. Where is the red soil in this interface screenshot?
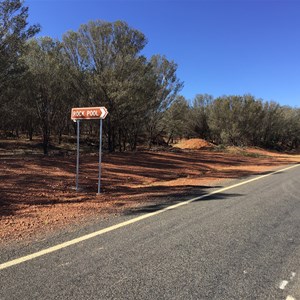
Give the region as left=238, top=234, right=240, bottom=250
left=0, top=145, right=299, bottom=246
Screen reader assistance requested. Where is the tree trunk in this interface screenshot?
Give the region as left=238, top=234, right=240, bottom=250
left=58, top=131, right=62, bottom=145
left=28, top=128, right=33, bottom=141
left=166, top=131, right=174, bottom=146
left=42, top=125, right=50, bottom=155
left=107, top=116, right=114, bottom=152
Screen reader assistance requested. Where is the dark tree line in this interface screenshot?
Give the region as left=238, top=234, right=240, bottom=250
left=0, top=0, right=299, bottom=154
left=166, top=94, right=300, bottom=151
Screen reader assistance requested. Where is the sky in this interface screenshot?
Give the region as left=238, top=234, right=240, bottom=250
left=25, top=0, right=300, bottom=107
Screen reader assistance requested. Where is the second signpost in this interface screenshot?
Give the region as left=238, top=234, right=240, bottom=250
left=71, top=106, right=108, bottom=194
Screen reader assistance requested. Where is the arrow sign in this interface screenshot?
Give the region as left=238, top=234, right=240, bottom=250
left=71, top=107, right=108, bottom=120
left=71, top=106, right=108, bottom=194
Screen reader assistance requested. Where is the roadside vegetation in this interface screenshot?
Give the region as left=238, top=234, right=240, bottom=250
left=0, top=0, right=299, bottom=155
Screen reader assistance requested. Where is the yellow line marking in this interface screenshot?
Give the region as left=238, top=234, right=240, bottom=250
left=0, top=163, right=299, bottom=271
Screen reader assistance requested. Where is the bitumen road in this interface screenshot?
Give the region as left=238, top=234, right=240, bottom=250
left=0, top=164, right=300, bottom=300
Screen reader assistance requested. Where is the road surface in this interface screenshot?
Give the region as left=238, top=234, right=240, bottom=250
left=1, top=164, right=300, bottom=299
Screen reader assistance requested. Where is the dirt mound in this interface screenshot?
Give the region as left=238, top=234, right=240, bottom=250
left=173, top=138, right=214, bottom=150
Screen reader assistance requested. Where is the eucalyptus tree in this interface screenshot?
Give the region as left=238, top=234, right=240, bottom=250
left=292, top=108, right=300, bottom=149
left=24, top=37, right=74, bottom=154
left=187, top=94, right=213, bottom=139
left=208, top=96, right=236, bottom=145
left=207, top=95, right=266, bottom=146
left=268, top=105, right=300, bottom=150
left=145, top=54, right=183, bottom=147
left=63, top=20, right=150, bottom=151
left=235, top=95, right=265, bottom=146
left=0, top=0, right=39, bottom=88
left=0, top=0, right=39, bottom=134
left=162, top=95, right=189, bottom=144
left=260, top=101, right=283, bottom=148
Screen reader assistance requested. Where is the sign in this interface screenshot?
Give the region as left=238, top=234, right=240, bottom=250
left=71, top=107, right=108, bottom=120
left=71, top=106, right=108, bottom=194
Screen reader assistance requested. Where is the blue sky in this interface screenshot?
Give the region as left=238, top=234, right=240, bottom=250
left=25, top=0, right=300, bottom=107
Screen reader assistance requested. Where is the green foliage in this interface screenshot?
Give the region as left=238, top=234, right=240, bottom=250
left=187, top=94, right=212, bottom=139
left=62, top=22, right=183, bottom=151
left=208, top=95, right=265, bottom=146
left=188, top=94, right=300, bottom=151
left=23, top=37, right=74, bottom=154
left=163, top=96, right=189, bottom=144
left=145, top=55, right=183, bottom=146
left=0, top=0, right=40, bottom=139
left=0, top=0, right=39, bottom=89
left=0, top=5, right=298, bottom=153
left=63, top=20, right=156, bottom=151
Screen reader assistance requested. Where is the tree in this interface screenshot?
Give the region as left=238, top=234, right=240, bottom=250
left=0, top=0, right=39, bottom=137
left=24, top=37, right=74, bottom=154
left=0, top=0, right=39, bottom=90
left=260, top=101, right=283, bottom=148
left=188, top=94, right=212, bottom=139
left=236, top=95, right=264, bottom=146
left=63, top=20, right=151, bottom=152
left=145, top=54, right=183, bottom=147
left=162, top=95, right=189, bottom=144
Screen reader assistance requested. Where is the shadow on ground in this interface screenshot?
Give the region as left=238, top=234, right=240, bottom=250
left=0, top=150, right=297, bottom=218
left=124, top=191, right=243, bottom=216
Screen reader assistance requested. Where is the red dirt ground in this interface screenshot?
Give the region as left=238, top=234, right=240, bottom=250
left=1, top=142, right=299, bottom=246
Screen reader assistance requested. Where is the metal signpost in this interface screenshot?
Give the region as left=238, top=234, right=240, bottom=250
left=97, top=118, right=103, bottom=194
left=71, top=107, right=108, bottom=193
left=76, top=119, right=80, bottom=191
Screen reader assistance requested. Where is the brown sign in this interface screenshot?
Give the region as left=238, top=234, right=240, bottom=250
left=71, top=107, right=108, bottom=120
